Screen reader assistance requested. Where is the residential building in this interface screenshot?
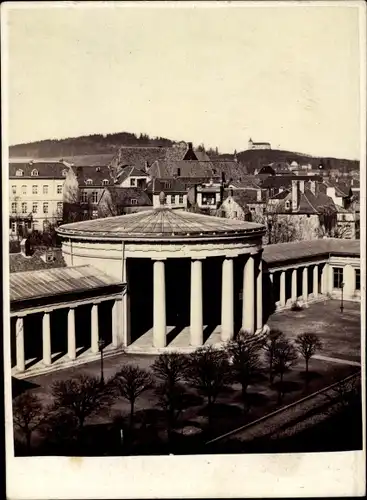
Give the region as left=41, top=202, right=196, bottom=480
left=115, top=166, right=149, bottom=188
left=9, top=159, right=71, bottom=236
left=146, top=178, right=188, bottom=209
left=219, top=188, right=267, bottom=220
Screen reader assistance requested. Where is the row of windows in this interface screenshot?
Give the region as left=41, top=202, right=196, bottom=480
left=85, top=179, right=109, bottom=186
left=11, top=184, right=63, bottom=195
left=333, top=267, right=360, bottom=291
left=165, top=195, right=184, bottom=205
left=11, top=202, right=62, bottom=215
left=15, top=169, right=68, bottom=177
left=10, top=220, right=51, bottom=232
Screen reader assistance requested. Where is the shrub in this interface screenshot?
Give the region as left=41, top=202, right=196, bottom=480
left=290, top=301, right=303, bottom=311
left=9, top=240, right=21, bottom=254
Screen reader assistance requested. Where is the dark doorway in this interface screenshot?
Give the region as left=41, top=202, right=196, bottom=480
left=165, top=259, right=190, bottom=342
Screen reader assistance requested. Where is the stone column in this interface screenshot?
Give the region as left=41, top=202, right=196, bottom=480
left=112, top=299, right=123, bottom=348
left=322, top=263, right=330, bottom=295
left=280, top=270, right=286, bottom=307
left=221, top=257, right=234, bottom=342
left=269, top=272, right=274, bottom=283
left=302, top=266, right=308, bottom=302
left=16, top=316, right=25, bottom=372
left=242, top=255, right=255, bottom=333
left=190, top=259, right=203, bottom=346
left=313, top=264, right=319, bottom=297
left=91, top=303, right=99, bottom=354
left=291, top=268, right=297, bottom=302
left=42, top=311, right=52, bottom=366
left=67, top=307, right=76, bottom=360
left=153, top=260, right=167, bottom=348
left=256, top=256, right=263, bottom=331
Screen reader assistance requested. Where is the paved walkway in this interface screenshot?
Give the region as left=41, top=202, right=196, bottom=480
left=313, top=354, right=361, bottom=367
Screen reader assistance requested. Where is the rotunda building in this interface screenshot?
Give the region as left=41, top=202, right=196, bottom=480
left=57, top=196, right=266, bottom=352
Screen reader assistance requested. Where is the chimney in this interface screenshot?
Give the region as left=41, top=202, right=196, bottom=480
left=256, top=189, right=262, bottom=202
left=299, top=180, right=305, bottom=193
left=229, top=187, right=233, bottom=198
left=145, top=161, right=150, bottom=173
left=291, top=180, right=299, bottom=211
left=310, top=180, right=316, bottom=196
left=188, top=142, right=193, bottom=151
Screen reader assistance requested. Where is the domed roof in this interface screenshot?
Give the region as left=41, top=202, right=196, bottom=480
left=57, top=207, right=265, bottom=242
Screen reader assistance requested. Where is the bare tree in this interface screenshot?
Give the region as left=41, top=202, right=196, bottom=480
left=13, top=392, right=45, bottom=452
left=252, top=207, right=301, bottom=244
left=51, top=375, right=116, bottom=439
left=152, top=353, right=188, bottom=439
left=226, top=331, right=264, bottom=412
left=262, top=328, right=286, bottom=384
left=295, top=333, right=323, bottom=379
left=184, top=346, right=231, bottom=425
left=113, top=365, right=153, bottom=430
left=270, top=339, right=298, bottom=402
left=317, top=205, right=351, bottom=239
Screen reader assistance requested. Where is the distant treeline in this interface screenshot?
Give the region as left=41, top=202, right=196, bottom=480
left=9, top=132, right=174, bottom=158
left=222, top=149, right=359, bottom=174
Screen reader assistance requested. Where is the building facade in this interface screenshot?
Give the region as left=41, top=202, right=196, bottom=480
left=9, top=160, right=70, bottom=236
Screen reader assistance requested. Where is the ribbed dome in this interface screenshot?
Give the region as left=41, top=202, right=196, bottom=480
left=57, top=207, right=265, bottom=242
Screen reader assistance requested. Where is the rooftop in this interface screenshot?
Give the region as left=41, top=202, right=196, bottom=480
left=263, top=238, right=360, bottom=266
left=9, top=248, right=66, bottom=273
left=57, top=202, right=265, bottom=242
left=10, top=265, right=123, bottom=304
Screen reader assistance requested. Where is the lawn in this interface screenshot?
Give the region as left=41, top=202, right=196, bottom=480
left=13, top=299, right=361, bottom=455
left=267, top=299, right=361, bottom=362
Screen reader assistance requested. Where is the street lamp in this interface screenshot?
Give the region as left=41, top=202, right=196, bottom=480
left=98, top=339, right=105, bottom=386
left=340, top=282, right=345, bottom=313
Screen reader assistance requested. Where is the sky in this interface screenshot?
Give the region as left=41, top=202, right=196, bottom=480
left=4, top=3, right=363, bottom=159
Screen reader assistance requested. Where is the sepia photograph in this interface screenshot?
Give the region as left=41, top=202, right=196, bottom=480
left=2, top=1, right=366, bottom=498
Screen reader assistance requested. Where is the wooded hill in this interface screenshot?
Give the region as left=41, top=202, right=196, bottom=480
left=9, top=132, right=174, bottom=159
left=9, top=132, right=359, bottom=174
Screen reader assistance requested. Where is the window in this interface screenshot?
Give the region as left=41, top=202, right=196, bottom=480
left=21, top=202, right=27, bottom=214
left=57, top=184, right=63, bottom=194
left=130, top=178, right=137, bottom=187
left=22, top=185, right=27, bottom=195
left=340, top=214, right=346, bottom=221
left=43, top=185, right=48, bottom=195
left=86, top=179, right=93, bottom=185
left=12, top=185, right=16, bottom=194
left=43, top=202, right=49, bottom=214
left=32, top=185, right=38, bottom=194
left=233, top=211, right=238, bottom=218
left=102, top=179, right=109, bottom=185
left=177, top=168, right=181, bottom=177
left=81, top=191, right=88, bottom=203
left=43, top=220, right=50, bottom=231
left=179, top=194, right=184, bottom=204
left=285, top=200, right=291, bottom=209
left=164, top=182, right=171, bottom=189
left=32, top=202, right=38, bottom=214
left=11, top=202, right=17, bottom=213
left=131, top=199, right=138, bottom=205
left=91, top=191, right=98, bottom=204
left=11, top=222, right=16, bottom=233
left=62, top=169, right=68, bottom=177
left=16, top=169, right=23, bottom=176
left=333, top=267, right=344, bottom=289
left=92, top=210, right=98, bottom=218
left=31, top=169, right=38, bottom=176
left=57, top=202, right=63, bottom=214
left=355, top=269, right=360, bottom=291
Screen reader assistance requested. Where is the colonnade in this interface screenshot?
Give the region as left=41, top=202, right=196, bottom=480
left=152, top=252, right=263, bottom=349
left=14, top=297, right=123, bottom=373
left=269, top=261, right=329, bottom=308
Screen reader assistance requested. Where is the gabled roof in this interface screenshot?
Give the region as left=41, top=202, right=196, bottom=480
left=275, top=188, right=337, bottom=214
left=10, top=247, right=66, bottom=273
left=63, top=154, right=116, bottom=167
left=223, top=190, right=258, bottom=208
left=9, top=161, right=70, bottom=179
left=148, top=159, right=246, bottom=182
left=74, top=165, right=114, bottom=186
left=146, top=178, right=187, bottom=193
left=324, top=180, right=351, bottom=197
left=107, top=186, right=152, bottom=207
left=116, top=165, right=149, bottom=184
